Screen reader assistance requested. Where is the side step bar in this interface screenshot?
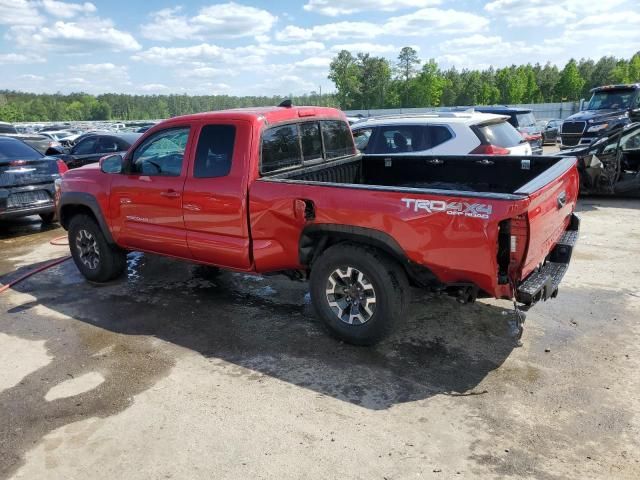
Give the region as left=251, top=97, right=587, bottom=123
left=516, top=214, right=580, bottom=305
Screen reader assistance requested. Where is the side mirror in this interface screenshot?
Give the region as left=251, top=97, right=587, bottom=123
left=630, top=108, right=640, bottom=119
left=100, top=154, right=124, bottom=174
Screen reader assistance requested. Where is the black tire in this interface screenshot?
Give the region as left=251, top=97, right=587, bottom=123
left=309, top=243, right=409, bottom=346
left=39, top=212, right=56, bottom=224
left=68, top=214, right=127, bottom=282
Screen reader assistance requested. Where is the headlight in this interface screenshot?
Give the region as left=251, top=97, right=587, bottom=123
left=587, top=123, right=609, bottom=133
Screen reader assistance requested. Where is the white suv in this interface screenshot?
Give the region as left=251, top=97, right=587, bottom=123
left=351, top=111, right=532, bottom=156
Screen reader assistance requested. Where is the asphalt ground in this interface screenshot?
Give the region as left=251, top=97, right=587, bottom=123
left=1, top=160, right=639, bottom=479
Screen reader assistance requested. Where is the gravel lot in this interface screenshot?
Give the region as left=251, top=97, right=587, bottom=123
left=1, top=192, right=639, bottom=479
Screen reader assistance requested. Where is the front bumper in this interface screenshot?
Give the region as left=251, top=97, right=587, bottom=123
left=516, top=214, right=580, bottom=305
left=0, top=183, right=55, bottom=220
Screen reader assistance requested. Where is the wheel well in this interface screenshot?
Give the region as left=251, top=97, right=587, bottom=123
left=60, top=204, right=97, bottom=230
left=299, top=225, right=439, bottom=287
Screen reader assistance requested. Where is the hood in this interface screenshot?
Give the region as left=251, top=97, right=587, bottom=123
left=566, top=109, right=627, bottom=123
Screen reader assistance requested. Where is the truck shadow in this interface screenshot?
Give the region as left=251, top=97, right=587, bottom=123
left=0, top=254, right=520, bottom=477
left=3, top=254, right=518, bottom=411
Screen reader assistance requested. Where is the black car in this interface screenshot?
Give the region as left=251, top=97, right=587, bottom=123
left=54, top=133, right=141, bottom=169
left=475, top=106, right=543, bottom=154
left=560, top=84, right=640, bottom=149
left=538, top=119, right=562, bottom=144
left=0, top=137, right=66, bottom=223
left=556, top=122, right=640, bottom=195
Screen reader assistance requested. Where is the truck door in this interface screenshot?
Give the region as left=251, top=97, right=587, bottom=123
left=182, top=121, right=252, bottom=270
left=109, top=126, right=193, bottom=258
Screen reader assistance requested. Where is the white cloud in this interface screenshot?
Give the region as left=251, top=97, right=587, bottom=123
left=140, top=83, right=169, bottom=92
left=276, top=22, right=383, bottom=42
left=295, top=56, right=332, bottom=68
left=10, top=17, right=141, bottom=52
left=276, top=8, right=488, bottom=42
left=0, top=52, right=45, bottom=64
left=0, top=0, right=44, bottom=26
left=330, top=43, right=402, bottom=55
left=19, top=74, right=45, bottom=81
left=484, top=0, right=628, bottom=27
left=132, top=41, right=326, bottom=68
left=141, top=2, right=277, bottom=41
left=304, top=0, right=441, bottom=16
left=41, top=0, right=97, bottom=19
left=384, top=8, right=489, bottom=36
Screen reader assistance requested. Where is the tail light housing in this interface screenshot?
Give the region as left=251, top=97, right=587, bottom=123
left=470, top=144, right=510, bottom=155
left=56, top=160, right=68, bottom=175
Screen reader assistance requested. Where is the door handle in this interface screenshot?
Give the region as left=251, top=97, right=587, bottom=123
left=160, top=190, right=181, bottom=198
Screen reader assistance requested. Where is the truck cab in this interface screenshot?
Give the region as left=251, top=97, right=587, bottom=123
left=560, top=84, right=640, bottom=149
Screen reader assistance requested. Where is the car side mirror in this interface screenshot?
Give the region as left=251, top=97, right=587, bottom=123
left=100, top=154, right=124, bottom=174
left=630, top=108, right=640, bottom=118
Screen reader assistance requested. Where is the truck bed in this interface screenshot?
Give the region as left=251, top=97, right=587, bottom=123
left=267, top=154, right=575, bottom=198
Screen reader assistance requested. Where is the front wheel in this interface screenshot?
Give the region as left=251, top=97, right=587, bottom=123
left=309, top=244, right=409, bottom=345
left=68, top=214, right=127, bottom=282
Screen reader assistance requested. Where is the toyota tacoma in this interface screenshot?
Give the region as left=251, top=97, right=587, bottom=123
left=56, top=104, right=580, bottom=345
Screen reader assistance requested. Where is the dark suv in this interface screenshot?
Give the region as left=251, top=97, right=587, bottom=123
left=560, top=84, right=640, bottom=149
left=474, top=106, right=543, bottom=154
left=0, top=137, right=67, bottom=223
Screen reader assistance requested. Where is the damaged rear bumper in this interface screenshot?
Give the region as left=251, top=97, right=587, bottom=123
left=516, top=214, right=580, bottom=305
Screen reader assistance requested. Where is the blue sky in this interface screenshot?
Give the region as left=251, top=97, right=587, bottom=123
left=1, top=0, right=638, bottom=96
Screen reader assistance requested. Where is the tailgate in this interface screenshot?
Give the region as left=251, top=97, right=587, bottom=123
left=516, top=157, right=579, bottom=278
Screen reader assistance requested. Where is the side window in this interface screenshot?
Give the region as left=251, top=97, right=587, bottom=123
left=429, top=126, right=453, bottom=148
left=116, top=139, right=131, bottom=151
left=369, top=125, right=430, bottom=154
left=353, top=128, right=372, bottom=152
left=131, top=127, right=189, bottom=176
left=321, top=120, right=354, bottom=159
left=300, top=122, right=323, bottom=162
left=194, top=124, right=236, bottom=178
left=97, top=137, right=119, bottom=153
left=261, top=124, right=301, bottom=174
left=72, top=138, right=97, bottom=155
left=620, top=128, right=640, bottom=152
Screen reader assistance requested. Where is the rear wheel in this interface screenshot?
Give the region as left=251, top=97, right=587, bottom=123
left=68, top=214, right=126, bottom=282
left=310, top=244, right=409, bottom=345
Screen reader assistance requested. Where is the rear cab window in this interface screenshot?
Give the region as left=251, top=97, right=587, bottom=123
left=261, top=119, right=355, bottom=175
left=194, top=124, right=236, bottom=178
left=477, top=121, right=524, bottom=148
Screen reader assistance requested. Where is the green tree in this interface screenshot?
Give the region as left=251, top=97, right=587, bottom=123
left=356, top=53, right=391, bottom=109
left=396, top=47, right=420, bottom=107
left=556, top=59, right=585, bottom=100
left=328, top=50, right=361, bottom=109
left=629, top=51, right=640, bottom=83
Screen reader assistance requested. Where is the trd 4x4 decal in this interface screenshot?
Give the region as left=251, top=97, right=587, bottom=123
left=401, top=198, right=493, bottom=219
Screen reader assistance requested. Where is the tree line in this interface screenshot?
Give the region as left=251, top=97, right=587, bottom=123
left=329, top=48, right=640, bottom=110
left=1, top=50, right=638, bottom=122
left=0, top=91, right=339, bottom=123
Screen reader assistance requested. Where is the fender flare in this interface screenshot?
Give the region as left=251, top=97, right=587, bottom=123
left=299, top=224, right=407, bottom=265
left=58, top=192, right=116, bottom=245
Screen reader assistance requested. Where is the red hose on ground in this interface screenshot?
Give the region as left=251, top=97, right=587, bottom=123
left=0, top=235, right=71, bottom=294
left=50, top=235, right=69, bottom=246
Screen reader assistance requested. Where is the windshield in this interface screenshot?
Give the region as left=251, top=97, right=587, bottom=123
left=0, top=139, right=43, bottom=161
left=516, top=113, right=536, bottom=127
left=586, top=89, right=635, bottom=110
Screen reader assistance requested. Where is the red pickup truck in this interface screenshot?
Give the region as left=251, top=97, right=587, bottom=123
left=56, top=105, right=580, bottom=345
